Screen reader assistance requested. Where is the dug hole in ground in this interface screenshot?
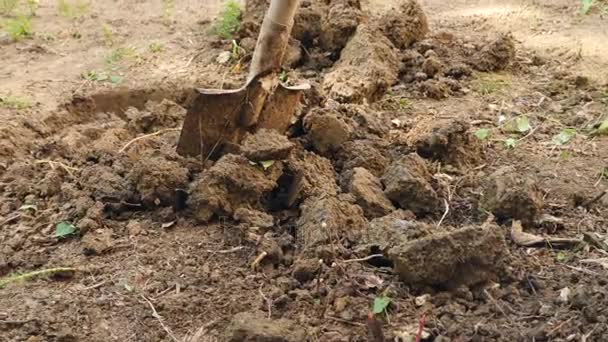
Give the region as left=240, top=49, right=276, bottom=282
left=1, top=0, right=607, bottom=341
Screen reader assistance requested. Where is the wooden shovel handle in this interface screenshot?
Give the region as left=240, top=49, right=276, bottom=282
left=248, top=0, right=300, bottom=81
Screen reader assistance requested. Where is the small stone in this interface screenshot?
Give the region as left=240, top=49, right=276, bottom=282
left=216, top=51, right=232, bottom=64
left=558, top=287, right=571, bottom=304
left=415, top=294, right=431, bottom=307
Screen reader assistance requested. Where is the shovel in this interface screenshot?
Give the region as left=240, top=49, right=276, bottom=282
left=177, top=0, right=309, bottom=159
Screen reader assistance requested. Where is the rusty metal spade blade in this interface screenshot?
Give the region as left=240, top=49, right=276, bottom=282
left=176, top=0, right=308, bottom=159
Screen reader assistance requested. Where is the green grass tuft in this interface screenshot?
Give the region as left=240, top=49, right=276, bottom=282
left=211, top=0, right=241, bottom=39
left=3, top=15, right=33, bottom=41
left=0, top=94, right=31, bottom=109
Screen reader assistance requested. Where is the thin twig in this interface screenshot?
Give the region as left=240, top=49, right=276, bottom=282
left=341, top=254, right=384, bottom=264
left=119, top=128, right=181, bottom=153
left=140, top=294, right=181, bottom=342
left=251, top=251, right=268, bottom=270
left=258, top=285, right=272, bottom=319
left=204, top=246, right=245, bottom=254
left=436, top=198, right=450, bottom=229
left=0, top=213, right=21, bottom=226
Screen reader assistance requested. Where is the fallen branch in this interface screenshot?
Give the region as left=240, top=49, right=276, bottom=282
left=119, top=128, right=181, bottom=153
left=511, top=220, right=581, bottom=248
left=140, top=294, right=181, bottom=342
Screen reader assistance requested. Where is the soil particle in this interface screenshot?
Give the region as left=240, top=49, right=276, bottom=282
left=422, top=56, right=444, bottom=78
left=188, top=154, right=282, bottom=222
left=292, top=0, right=323, bottom=47
left=226, top=310, right=306, bottom=342
left=296, top=194, right=367, bottom=252
left=406, top=117, right=481, bottom=166
left=345, top=167, right=395, bottom=219
left=376, top=0, right=428, bottom=50
left=335, top=140, right=389, bottom=177
left=128, top=154, right=189, bottom=207
left=323, top=25, right=401, bottom=104
left=381, top=154, right=441, bottom=216
left=125, top=99, right=185, bottom=133
left=389, top=224, right=508, bottom=288
left=319, top=0, right=363, bottom=54
left=480, top=166, right=544, bottom=225
left=303, top=108, right=353, bottom=154
left=292, top=258, right=321, bottom=283
left=470, top=34, right=516, bottom=72
left=240, top=129, right=295, bottom=162
left=234, top=207, right=274, bottom=229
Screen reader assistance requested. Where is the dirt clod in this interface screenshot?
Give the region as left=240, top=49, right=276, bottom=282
left=292, top=258, right=321, bottom=283
left=129, top=155, right=189, bottom=207
left=319, top=0, right=363, bottom=54
left=80, top=165, right=133, bottom=203
left=336, top=140, right=389, bottom=178
left=377, top=0, right=428, bottom=49
left=471, top=34, right=516, bottom=72
left=226, top=310, right=306, bottom=342
left=381, top=154, right=441, bottom=216
left=406, top=117, right=481, bottom=166
left=389, top=224, right=508, bottom=288
left=481, top=166, right=544, bottom=225
left=422, top=56, right=444, bottom=78
left=81, top=228, right=115, bottom=255
left=346, top=167, right=395, bottom=219
left=188, top=154, right=282, bottom=222
left=297, top=195, right=367, bottom=252
left=323, top=25, right=401, bottom=103
left=240, top=129, right=295, bottom=162
left=125, top=99, right=185, bottom=133
left=234, top=207, right=274, bottom=229
left=286, top=148, right=339, bottom=202
left=303, top=108, right=353, bottom=154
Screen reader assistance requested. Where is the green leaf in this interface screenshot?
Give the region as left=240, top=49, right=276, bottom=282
left=515, top=116, right=531, bottom=133
left=556, top=251, right=570, bottom=262
left=259, top=160, right=275, bottom=170
left=109, top=75, right=123, bottom=84
left=19, top=204, right=37, bottom=212
left=54, top=221, right=76, bottom=238
left=580, top=0, right=594, bottom=15
left=372, top=296, right=391, bottom=314
left=505, top=138, right=517, bottom=149
left=474, top=128, right=490, bottom=140
left=552, top=128, right=576, bottom=145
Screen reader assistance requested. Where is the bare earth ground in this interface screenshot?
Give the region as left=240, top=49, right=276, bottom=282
left=1, top=0, right=608, bottom=342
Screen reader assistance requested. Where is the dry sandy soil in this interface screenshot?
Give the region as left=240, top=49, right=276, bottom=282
left=1, top=0, right=607, bottom=341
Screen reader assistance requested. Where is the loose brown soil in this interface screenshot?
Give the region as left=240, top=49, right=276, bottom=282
left=1, top=0, right=608, bottom=341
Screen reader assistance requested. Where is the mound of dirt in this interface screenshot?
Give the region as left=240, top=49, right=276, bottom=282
left=285, top=147, right=339, bottom=202
left=79, top=164, right=134, bottom=203
left=381, top=154, right=442, bottom=216
left=335, top=139, right=390, bottom=177
left=188, top=154, right=283, bottom=222
left=323, top=25, right=401, bottom=103
left=376, top=0, right=428, bottom=49
left=480, top=166, right=544, bottom=225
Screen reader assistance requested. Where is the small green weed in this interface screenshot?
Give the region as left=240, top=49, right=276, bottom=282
left=0, top=94, right=30, bottom=109
left=148, top=41, right=164, bottom=53
left=58, top=0, right=89, bottom=19
left=105, top=46, right=136, bottom=64
left=162, top=0, right=174, bottom=25
left=211, top=0, right=241, bottom=39
left=3, top=15, right=33, bottom=40
left=474, top=74, right=511, bottom=96
left=102, top=23, right=115, bottom=46
left=82, top=70, right=123, bottom=84
left=0, top=0, right=19, bottom=16
left=474, top=128, right=490, bottom=141
left=0, top=267, right=76, bottom=288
